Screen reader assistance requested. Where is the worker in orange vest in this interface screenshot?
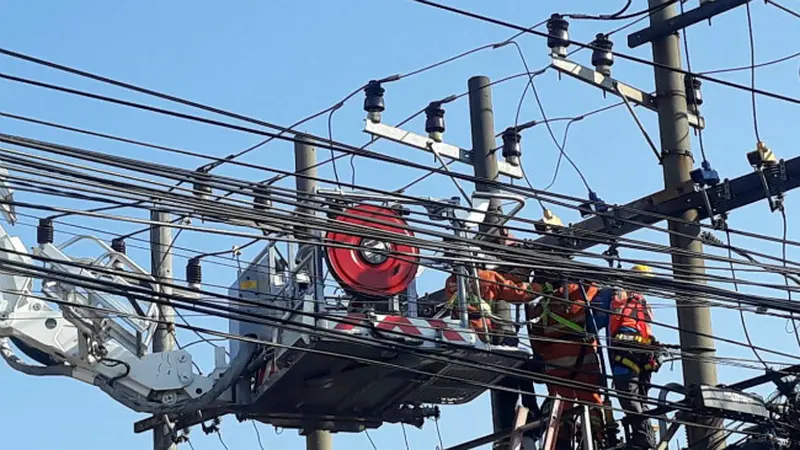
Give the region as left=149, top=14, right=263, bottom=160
left=443, top=268, right=537, bottom=342
left=443, top=229, right=542, bottom=448
left=525, top=271, right=604, bottom=450
left=591, top=264, right=660, bottom=450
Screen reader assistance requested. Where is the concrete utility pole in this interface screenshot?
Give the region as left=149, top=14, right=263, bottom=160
left=647, top=2, right=724, bottom=449
left=151, top=209, right=177, bottom=450
left=468, top=76, right=511, bottom=335
left=294, top=137, right=333, bottom=450
left=468, top=75, right=518, bottom=445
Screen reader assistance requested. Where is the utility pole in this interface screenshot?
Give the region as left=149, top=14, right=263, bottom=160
left=468, top=76, right=511, bottom=336
left=468, top=75, right=517, bottom=445
left=151, top=209, right=177, bottom=450
left=294, top=136, right=333, bottom=450
left=648, top=2, right=724, bottom=449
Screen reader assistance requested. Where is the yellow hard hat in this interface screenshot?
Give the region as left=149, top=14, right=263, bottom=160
left=631, top=264, right=654, bottom=276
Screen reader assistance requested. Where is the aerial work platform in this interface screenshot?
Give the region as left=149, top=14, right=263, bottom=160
left=248, top=312, right=528, bottom=431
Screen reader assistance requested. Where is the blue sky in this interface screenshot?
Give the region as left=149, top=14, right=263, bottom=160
left=1, top=1, right=799, bottom=449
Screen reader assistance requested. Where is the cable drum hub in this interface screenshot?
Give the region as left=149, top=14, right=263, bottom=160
left=359, top=238, right=391, bottom=265
left=325, top=203, right=419, bottom=299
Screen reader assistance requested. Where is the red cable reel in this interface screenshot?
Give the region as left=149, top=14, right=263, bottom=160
left=325, top=204, right=419, bottom=299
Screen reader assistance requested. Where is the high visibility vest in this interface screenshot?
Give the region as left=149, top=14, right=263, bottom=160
left=609, top=292, right=653, bottom=342
left=447, top=292, right=492, bottom=316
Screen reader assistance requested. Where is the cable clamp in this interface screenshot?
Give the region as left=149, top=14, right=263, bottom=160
left=660, top=148, right=694, bottom=159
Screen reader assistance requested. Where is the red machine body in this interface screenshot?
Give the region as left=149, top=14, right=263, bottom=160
left=325, top=204, right=419, bottom=298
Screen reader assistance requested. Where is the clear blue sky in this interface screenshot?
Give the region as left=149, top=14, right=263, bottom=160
left=1, top=1, right=799, bottom=449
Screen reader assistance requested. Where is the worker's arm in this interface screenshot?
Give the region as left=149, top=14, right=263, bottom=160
left=488, top=271, right=542, bottom=304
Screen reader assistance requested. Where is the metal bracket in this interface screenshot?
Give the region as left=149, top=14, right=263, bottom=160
left=363, top=120, right=522, bottom=179
left=627, top=0, right=752, bottom=49
left=550, top=57, right=705, bottom=130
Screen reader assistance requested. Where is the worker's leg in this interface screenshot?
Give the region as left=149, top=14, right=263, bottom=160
left=613, top=371, right=652, bottom=449
left=520, top=358, right=542, bottom=419
left=490, top=375, right=521, bottom=450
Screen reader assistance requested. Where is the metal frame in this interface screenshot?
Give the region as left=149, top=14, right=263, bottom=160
left=363, top=120, right=523, bottom=179
left=549, top=57, right=706, bottom=130
left=627, top=0, right=752, bottom=48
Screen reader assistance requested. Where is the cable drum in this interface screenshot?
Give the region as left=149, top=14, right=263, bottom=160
left=325, top=204, right=419, bottom=299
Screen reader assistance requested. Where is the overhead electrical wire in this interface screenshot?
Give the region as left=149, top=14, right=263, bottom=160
left=506, top=40, right=591, bottom=193
left=745, top=2, right=762, bottom=143
left=765, top=0, right=800, bottom=20
left=9, top=162, right=800, bottom=306
left=3, top=86, right=797, bottom=262
left=6, top=153, right=800, bottom=295
left=409, top=0, right=800, bottom=105
left=565, top=0, right=682, bottom=21
left=4, top=88, right=789, bottom=268
left=365, top=430, right=379, bottom=450
left=700, top=51, right=800, bottom=75
left=1, top=119, right=800, bottom=334
left=564, top=0, right=633, bottom=20
left=780, top=208, right=800, bottom=350
left=725, top=230, right=769, bottom=370
left=252, top=421, right=266, bottom=450
left=0, top=64, right=793, bottom=257
left=6, top=136, right=800, bottom=289
left=3, top=141, right=796, bottom=298
left=1, top=11, right=797, bottom=445
left=678, top=0, right=710, bottom=165
left=0, top=38, right=792, bottom=260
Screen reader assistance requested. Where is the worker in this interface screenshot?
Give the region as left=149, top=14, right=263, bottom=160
left=443, top=230, right=542, bottom=448
left=590, top=264, right=660, bottom=450
left=443, top=267, right=535, bottom=342
left=526, top=271, right=604, bottom=450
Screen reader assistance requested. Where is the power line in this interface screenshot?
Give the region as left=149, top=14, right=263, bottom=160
left=365, top=430, right=379, bottom=450
left=409, top=0, right=800, bottom=105
left=7, top=104, right=797, bottom=263
left=506, top=40, right=592, bottom=193
left=745, top=2, right=762, bottom=143
left=765, top=0, right=800, bottom=20
left=3, top=137, right=796, bottom=292
left=700, top=51, right=800, bottom=75
left=252, top=421, right=266, bottom=450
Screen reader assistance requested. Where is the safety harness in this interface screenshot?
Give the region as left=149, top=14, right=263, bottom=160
left=537, top=283, right=587, bottom=334
left=536, top=282, right=597, bottom=384
left=610, top=293, right=660, bottom=375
